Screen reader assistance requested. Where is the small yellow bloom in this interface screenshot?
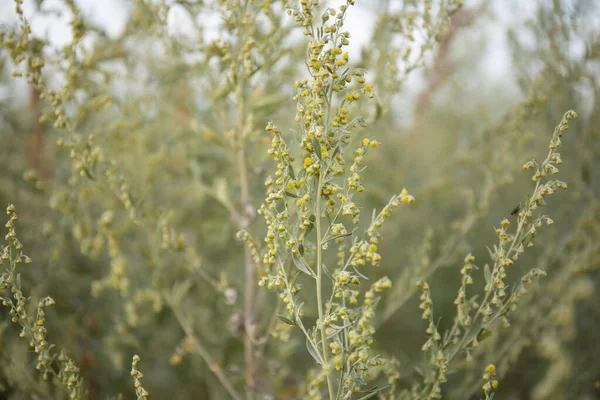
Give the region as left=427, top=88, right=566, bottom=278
left=170, top=353, right=183, bottom=365
left=485, top=364, right=496, bottom=375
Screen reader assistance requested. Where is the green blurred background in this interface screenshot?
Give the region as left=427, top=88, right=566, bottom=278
left=0, top=0, right=599, bottom=399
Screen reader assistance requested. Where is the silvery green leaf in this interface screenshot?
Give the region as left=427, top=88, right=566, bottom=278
left=355, top=385, right=390, bottom=400
left=277, top=315, right=296, bottom=327
left=292, top=254, right=315, bottom=277
left=306, top=337, right=322, bottom=365
left=484, top=264, right=491, bottom=285
left=312, top=137, right=321, bottom=160
left=477, top=327, right=492, bottom=343
left=322, top=263, right=332, bottom=279
left=353, top=267, right=369, bottom=280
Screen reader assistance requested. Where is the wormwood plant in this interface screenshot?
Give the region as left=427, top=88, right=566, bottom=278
left=408, top=110, right=577, bottom=400
left=252, top=11, right=579, bottom=395
left=0, top=204, right=148, bottom=400
left=2, top=0, right=301, bottom=397
left=0, top=0, right=594, bottom=399
left=249, top=3, right=580, bottom=398
left=0, top=204, right=85, bottom=399
left=249, top=1, right=422, bottom=399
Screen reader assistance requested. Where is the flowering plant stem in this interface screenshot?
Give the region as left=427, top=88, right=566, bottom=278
left=315, top=171, right=335, bottom=399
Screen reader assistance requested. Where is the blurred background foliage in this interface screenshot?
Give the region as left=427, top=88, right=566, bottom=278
left=0, top=0, right=599, bottom=399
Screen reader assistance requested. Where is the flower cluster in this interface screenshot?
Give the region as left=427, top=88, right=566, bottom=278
left=482, top=364, right=499, bottom=399
left=1, top=205, right=85, bottom=399
left=414, top=111, right=577, bottom=399
left=257, top=1, right=415, bottom=398
left=131, top=354, right=150, bottom=399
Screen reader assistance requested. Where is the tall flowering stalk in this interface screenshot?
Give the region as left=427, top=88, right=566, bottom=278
left=253, top=1, right=415, bottom=398
left=1, top=205, right=86, bottom=399
left=415, top=110, right=577, bottom=399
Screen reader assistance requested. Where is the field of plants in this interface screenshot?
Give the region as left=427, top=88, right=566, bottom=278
left=1, top=0, right=599, bottom=399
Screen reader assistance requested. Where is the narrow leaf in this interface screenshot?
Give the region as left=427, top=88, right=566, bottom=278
left=322, top=263, right=332, bottom=280
left=486, top=246, right=494, bottom=259
left=355, top=385, right=390, bottom=400
left=484, top=264, right=491, bottom=285
left=353, top=267, right=369, bottom=281
left=292, top=254, right=316, bottom=277
left=312, top=137, right=322, bottom=160
left=277, top=315, right=296, bottom=327
left=306, top=337, right=323, bottom=365
left=476, top=327, right=493, bottom=343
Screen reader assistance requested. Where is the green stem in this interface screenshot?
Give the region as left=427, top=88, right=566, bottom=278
left=170, top=304, right=243, bottom=400
left=316, top=171, right=336, bottom=399
left=446, top=181, right=541, bottom=369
